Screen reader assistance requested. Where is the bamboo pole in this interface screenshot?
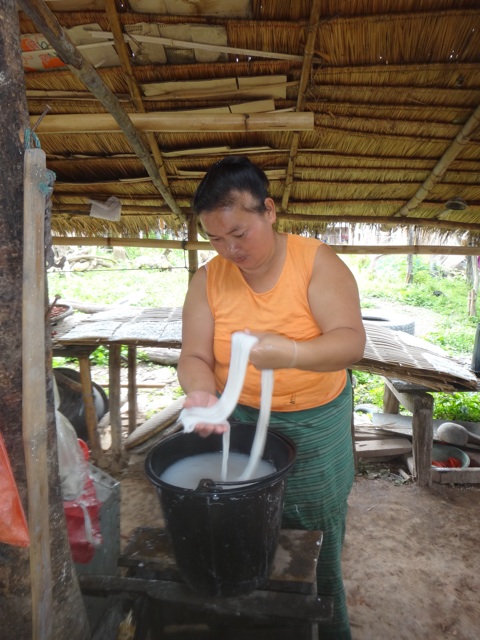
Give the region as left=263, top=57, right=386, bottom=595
left=90, top=29, right=312, bottom=63
left=187, top=213, right=199, bottom=280
left=31, top=111, right=314, bottom=134
left=22, top=147, right=53, bottom=640
left=50, top=235, right=480, bottom=255
left=51, top=209, right=480, bottom=233
left=104, top=0, right=170, bottom=187
left=18, top=0, right=184, bottom=223
left=281, top=0, right=321, bottom=212
left=394, top=103, right=480, bottom=217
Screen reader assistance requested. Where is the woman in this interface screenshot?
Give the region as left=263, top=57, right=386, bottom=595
left=177, top=156, right=366, bottom=639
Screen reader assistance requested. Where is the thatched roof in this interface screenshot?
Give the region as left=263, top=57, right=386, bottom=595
left=18, top=0, right=480, bottom=243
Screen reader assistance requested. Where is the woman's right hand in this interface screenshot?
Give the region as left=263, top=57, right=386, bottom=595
left=182, top=391, right=229, bottom=437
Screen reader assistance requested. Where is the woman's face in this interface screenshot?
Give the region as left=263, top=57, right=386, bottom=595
left=199, top=192, right=276, bottom=271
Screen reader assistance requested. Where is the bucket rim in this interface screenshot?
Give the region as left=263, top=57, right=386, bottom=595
left=145, top=422, right=296, bottom=495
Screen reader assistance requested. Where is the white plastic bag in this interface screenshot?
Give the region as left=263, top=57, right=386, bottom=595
left=54, top=378, right=89, bottom=500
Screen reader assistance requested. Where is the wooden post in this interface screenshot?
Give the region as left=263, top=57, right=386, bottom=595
left=22, top=147, right=54, bottom=640
left=128, top=346, right=138, bottom=434
left=77, top=353, right=102, bottom=460
left=467, top=254, right=478, bottom=317
left=384, top=379, right=434, bottom=487
left=1, top=4, right=90, bottom=638
left=109, top=344, right=124, bottom=471
left=187, top=213, right=199, bottom=282
left=383, top=384, right=400, bottom=414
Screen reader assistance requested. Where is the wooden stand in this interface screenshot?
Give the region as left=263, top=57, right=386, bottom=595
left=383, top=378, right=434, bottom=487
left=79, top=527, right=333, bottom=638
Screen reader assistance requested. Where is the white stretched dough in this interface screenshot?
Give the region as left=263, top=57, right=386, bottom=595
left=179, top=331, right=274, bottom=481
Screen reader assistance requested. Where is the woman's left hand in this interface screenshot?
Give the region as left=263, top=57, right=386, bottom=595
left=248, top=333, right=297, bottom=370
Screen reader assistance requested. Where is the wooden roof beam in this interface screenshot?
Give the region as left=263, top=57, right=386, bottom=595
left=18, top=0, right=184, bottom=222
left=51, top=205, right=480, bottom=233
left=50, top=236, right=480, bottom=256
left=104, top=0, right=171, bottom=186
left=393, top=102, right=480, bottom=217
left=281, top=0, right=321, bottom=212
left=90, top=29, right=315, bottom=64
left=31, top=111, right=314, bottom=133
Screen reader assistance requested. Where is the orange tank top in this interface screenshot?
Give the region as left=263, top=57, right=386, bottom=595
left=206, top=234, right=347, bottom=411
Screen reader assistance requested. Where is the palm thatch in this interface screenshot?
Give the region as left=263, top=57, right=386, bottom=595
left=17, top=0, right=480, bottom=243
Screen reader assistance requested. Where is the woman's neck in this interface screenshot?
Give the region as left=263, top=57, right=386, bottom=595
left=240, top=232, right=287, bottom=293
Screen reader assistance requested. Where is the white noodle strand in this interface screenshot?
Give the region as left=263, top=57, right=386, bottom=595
left=179, top=331, right=274, bottom=483
left=180, top=332, right=259, bottom=432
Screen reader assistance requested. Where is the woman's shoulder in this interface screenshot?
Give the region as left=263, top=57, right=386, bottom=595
left=287, top=233, right=323, bottom=247
left=286, top=234, right=323, bottom=258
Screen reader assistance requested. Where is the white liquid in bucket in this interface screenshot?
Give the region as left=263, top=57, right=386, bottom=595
left=160, top=452, right=276, bottom=490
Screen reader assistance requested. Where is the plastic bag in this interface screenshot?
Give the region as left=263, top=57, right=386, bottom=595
left=0, top=432, right=30, bottom=547
left=54, top=377, right=89, bottom=500
left=56, top=409, right=90, bottom=500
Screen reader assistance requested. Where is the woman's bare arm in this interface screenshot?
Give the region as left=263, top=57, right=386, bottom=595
left=249, top=244, right=366, bottom=372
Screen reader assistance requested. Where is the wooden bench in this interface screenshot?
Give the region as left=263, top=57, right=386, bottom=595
left=79, top=526, right=333, bottom=639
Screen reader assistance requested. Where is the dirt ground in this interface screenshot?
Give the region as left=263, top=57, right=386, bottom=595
left=116, top=457, right=480, bottom=640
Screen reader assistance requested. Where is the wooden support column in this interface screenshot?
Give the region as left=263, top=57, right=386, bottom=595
left=383, top=385, right=400, bottom=414
left=22, top=146, right=54, bottom=640
left=384, top=379, right=434, bottom=487
left=128, top=346, right=137, bottom=434
left=1, top=4, right=89, bottom=637
left=108, top=344, right=124, bottom=470
left=187, top=213, right=199, bottom=282
left=77, top=353, right=102, bottom=461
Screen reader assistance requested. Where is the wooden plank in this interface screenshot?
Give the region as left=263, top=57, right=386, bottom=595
left=141, top=79, right=290, bottom=101
left=79, top=574, right=333, bottom=623
left=22, top=146, right=54, bottom=639
left=119, top=527, right=323, bottom=596
left=355, top=438, right=412, bottom=458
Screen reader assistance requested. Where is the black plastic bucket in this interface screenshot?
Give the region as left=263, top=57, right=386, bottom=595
left=145, top=422, right=296, bottom=597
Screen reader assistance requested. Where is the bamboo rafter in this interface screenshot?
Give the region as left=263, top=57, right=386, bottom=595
left=104, top=0, right=171, bottom=188
left=281, top=0, right=321, bottom=214
left=393, top=103, right=480, bottom=217
left=31, top=111, right=314, bottom=133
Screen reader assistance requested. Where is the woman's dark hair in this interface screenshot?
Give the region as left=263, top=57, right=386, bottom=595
left=192, top=155, right=270, bottom=215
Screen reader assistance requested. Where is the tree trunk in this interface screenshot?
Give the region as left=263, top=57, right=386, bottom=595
left=0, top=3, right=90, bottom=638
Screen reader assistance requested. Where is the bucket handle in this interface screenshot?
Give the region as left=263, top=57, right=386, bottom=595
left=195, top=477, right=258, bottom=492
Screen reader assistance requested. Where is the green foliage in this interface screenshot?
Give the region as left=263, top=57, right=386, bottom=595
left=347, top=254, right=477, bottom=359
left=347, top=253, right=480, bottom=422
left=352, top=371, right=385, bottom=409
left=89, top=346, right=110, bottom=367
left=48, top=248, right=189, bottom=308
left=431, top=391, right=480, bottom=422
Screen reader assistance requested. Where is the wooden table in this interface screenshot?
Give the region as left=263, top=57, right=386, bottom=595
left=79, top=526, right=333, bottom=638
left=52, top=307, right=182, bottom=469
left=382, top=377, right=480, bottom=486
left=53, top=308, right=478, bottom=480
left=383, top=378, right=435, bottom=486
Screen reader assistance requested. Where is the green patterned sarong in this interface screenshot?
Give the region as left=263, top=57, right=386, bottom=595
left=232, top=375, right=354, bottom=640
